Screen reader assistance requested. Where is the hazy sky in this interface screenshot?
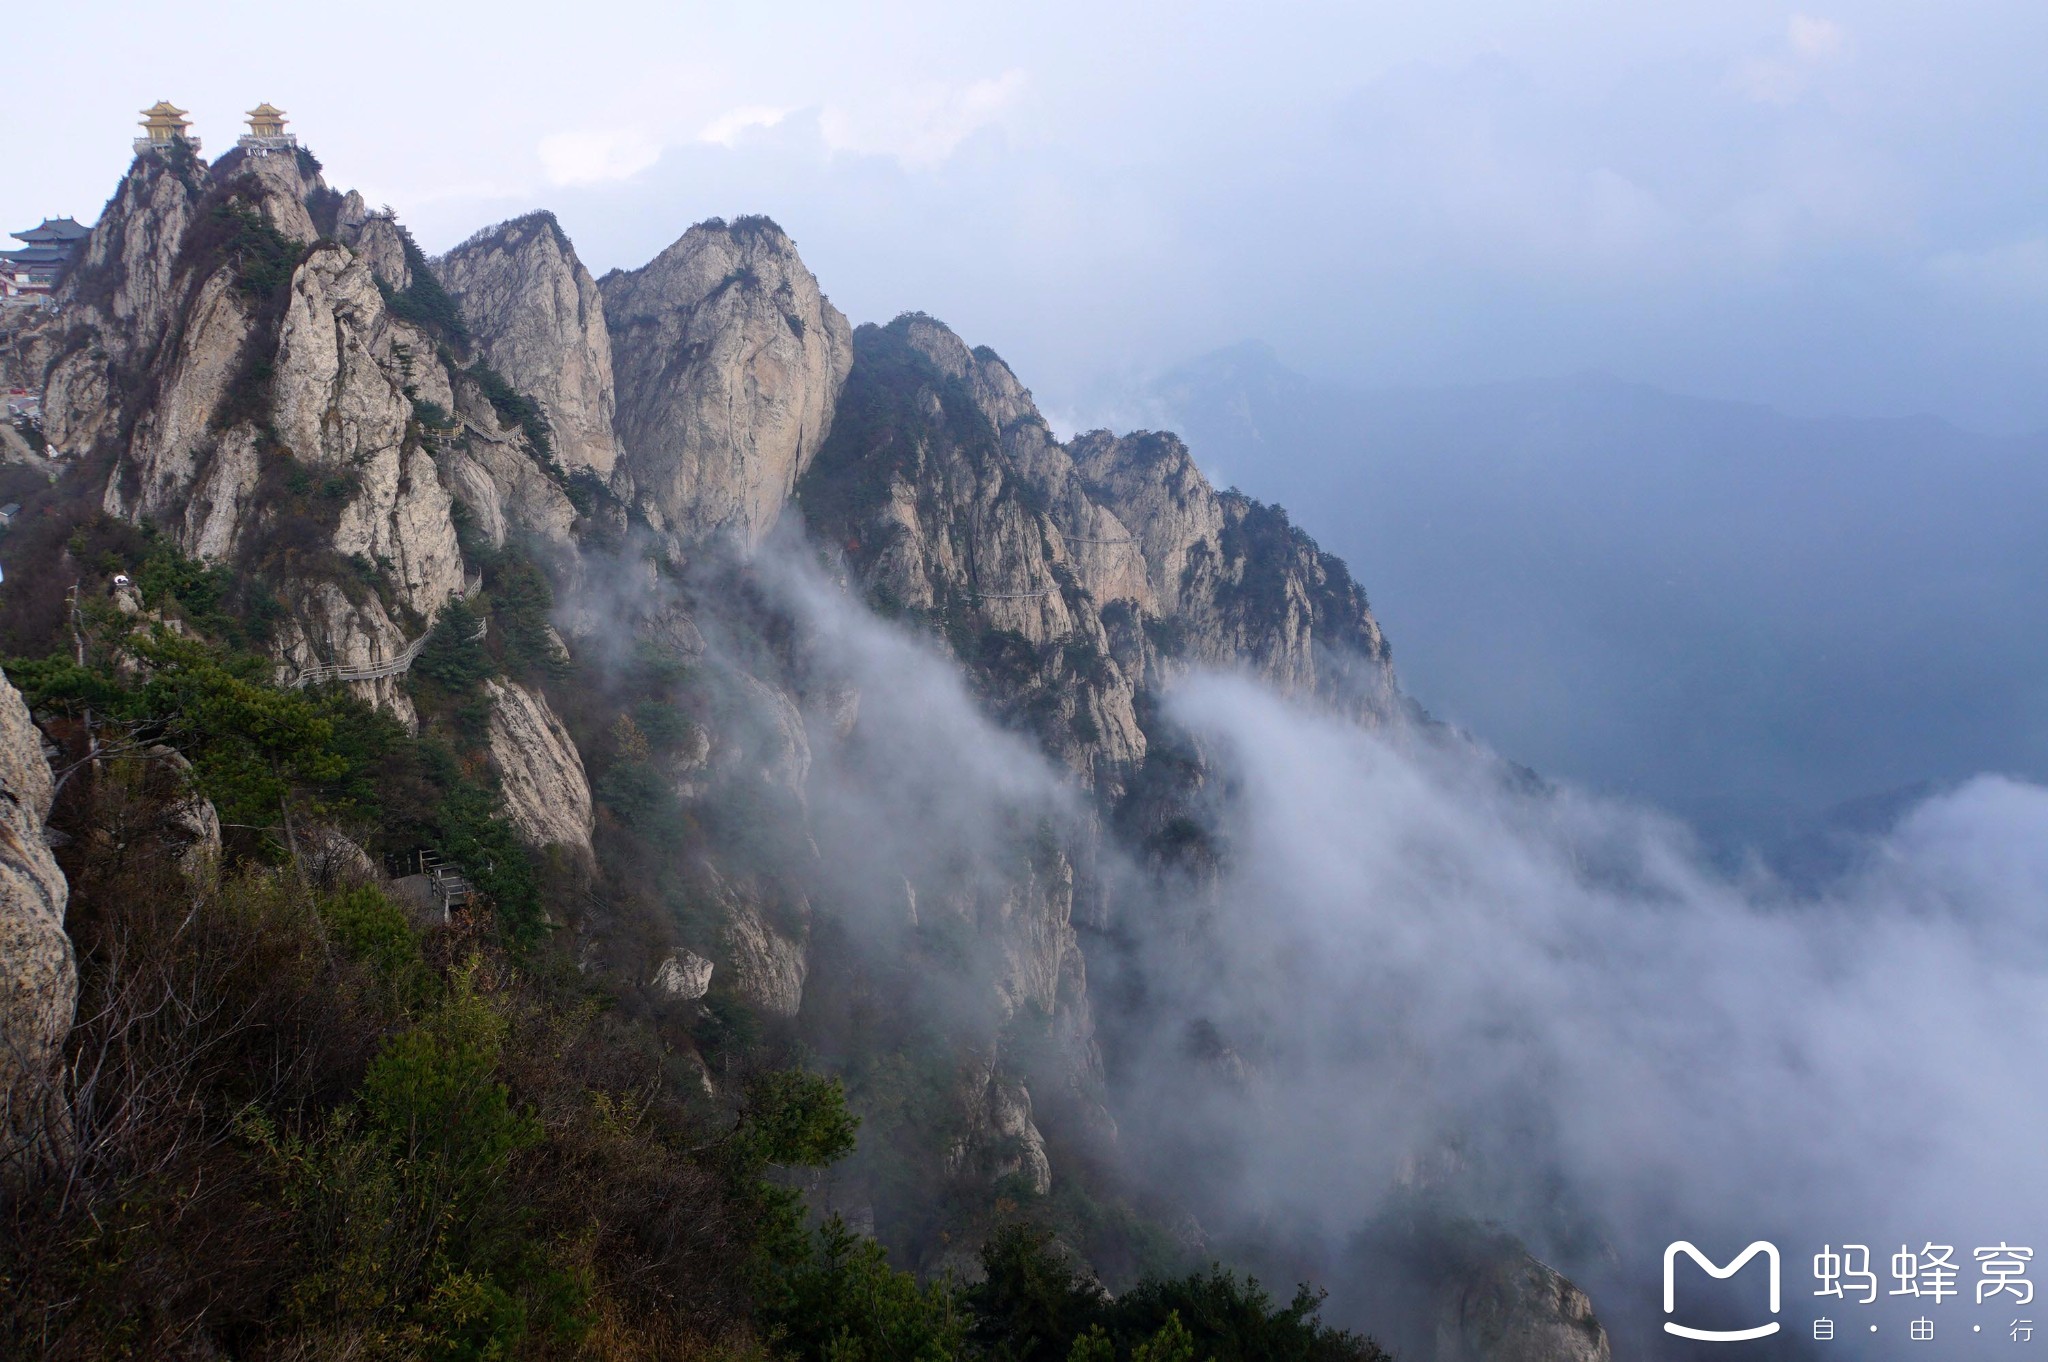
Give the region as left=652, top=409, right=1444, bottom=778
left=8, top=1, right=2047, bottom=429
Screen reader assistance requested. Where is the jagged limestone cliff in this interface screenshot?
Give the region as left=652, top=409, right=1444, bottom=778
left=797, top=313, right=1400, bottom=797
left=3, top=145, right=1602, bottom=1361
left=19, top=146, right=601, bottom=871
left=435, top=212, right=619, bottom=478
left=0, top=670, right=71, bottom=1176
left=602, top=217, right=854, bottom=555
left=483, top=677, right=594, bottom=859
left=49, top=150, right=470, bottom=714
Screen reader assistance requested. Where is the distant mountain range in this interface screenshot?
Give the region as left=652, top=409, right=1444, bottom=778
left=1146, top=343, right=2048, bottom=852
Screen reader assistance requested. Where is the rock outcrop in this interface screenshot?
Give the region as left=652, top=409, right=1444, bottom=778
left=444, top=370, right=579, bottom=550
left=651, top=949, right=714, bottom=1002
left=9, top=141, right=1598, bottom=1355
left=718, top=880, right=808, bottom=1017
left=484, top=679, right=594, bottom=859
left=345, top=214, right=413, bottom=293
left=436, top=212, right=618, bottom=478
left=951, top=1066, right=1054, bottom=1197
left=0, top=671, right=72, bottom=1175
left=26, top=148, right=585, bottom=724
left=58, top=151, right=207, bottom=366
left=39, top=153, right=208, bottom=456
left=1434, top=1252, right=1613, bottom=1362
left=798, top=313, right=1400, bottom=796
left=1074, top=428, right=1395, bottom=710
left=603, top=217, right=853, bottom=555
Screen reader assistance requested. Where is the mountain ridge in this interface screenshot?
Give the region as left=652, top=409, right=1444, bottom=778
left=0, top=137, right=1606, bottom=1362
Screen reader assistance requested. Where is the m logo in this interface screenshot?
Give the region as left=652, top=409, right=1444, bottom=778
left=1664, top=1241, right=1782, bottom=1342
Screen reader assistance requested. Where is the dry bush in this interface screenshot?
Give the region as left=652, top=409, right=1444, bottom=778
left=0, top=776, right=388, bottom=1358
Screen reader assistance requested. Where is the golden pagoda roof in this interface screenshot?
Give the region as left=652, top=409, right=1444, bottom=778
left=138, top=100, right=191, bottom=128
left=246, top=103, right=288, bottom=121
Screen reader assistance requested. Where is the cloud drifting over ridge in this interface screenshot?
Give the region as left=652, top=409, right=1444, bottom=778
left=719, top=548, right=2048, bottom=1358
left=1123, top=675, right=2048, bottom=1353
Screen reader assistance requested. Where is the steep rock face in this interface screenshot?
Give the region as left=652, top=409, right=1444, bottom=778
left=889, top=316, right=1138, bottom=611
left=950, top=1065, right=1054, bottom=1197
left=799, top=318, right=1149, bottom=789
left=715, top=870, right=809, bottom=1017
left=483, top=678, right=594, bottom=859
left=1070, top=428, right=1398, bottom=716
left=34, top=152, right=560, bottom=724
left=59, top=152, right=207, bottom=365
left=225, top=147, right=321, bottom=246
left=603, top=217, right=853, bottom=554
left=40, top=154, right=209, bottom=456
left=436, top=212, right=618, bottom=477
left=349, top=215, right=413, bottom=293
left=808, top=317, right=1397, bottom=725
left=651, top=949, right=714, bottom=1002
left=444, top=373, right=579, bottom=549
left=1434, top=1253, right=1613, bottom=1362
left=269, top=245, right=467, bottom=614
left=806, top=314, right=1401, bottom=788
left=145, top=746, right=224, bottom=874
left=0, top=670, right=72, bottom=1173
left=331, top=190, right=412, bottom=291
left=109, top=266, right=254, bottom=528
left=273, top=583, right=422, bottom=727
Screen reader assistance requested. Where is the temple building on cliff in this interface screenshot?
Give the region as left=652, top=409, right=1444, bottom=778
left=2, top=219, right=89, bottom=306
left=134, top=99, right=200, bottom=157
left=237, top=103, right=298, bottom=156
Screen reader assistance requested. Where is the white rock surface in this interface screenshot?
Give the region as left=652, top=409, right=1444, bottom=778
left=603, top=217, right=853, bottom=554
left=348, top=214, right=413, bottom=292
left=437, top=212, right=618, bottom=477
left=1434, top=1253, right=1613, bottom=1362
left=651, top=950, right=714, bottom=1002
left=106, top=269, right=252, bottom=527
left=483, top=679, right=594, bottom=859
left=0, top=670, right=72, bottom=1172
left=707, top=864, right=807, bottom=1018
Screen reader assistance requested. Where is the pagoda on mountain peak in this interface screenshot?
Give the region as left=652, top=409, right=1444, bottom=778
left=238, top=102, right=298, bottom=156
left=134, top=100, right=198, bottom=157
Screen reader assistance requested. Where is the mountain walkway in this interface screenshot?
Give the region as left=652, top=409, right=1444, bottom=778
left=284, top=573, right=486, bottom=689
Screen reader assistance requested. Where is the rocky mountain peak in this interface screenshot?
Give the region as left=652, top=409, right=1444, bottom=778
left=435, top=211, right=618, bottom=478
left=602, top=215, right=854, bottom=556
left=55, top=151, right=210, bottom=371
left=0, top=140, right=1596, bottom=1360
left=893, top=313, right=1046, bottom=440
left=209, top=145, right=324, bottom=245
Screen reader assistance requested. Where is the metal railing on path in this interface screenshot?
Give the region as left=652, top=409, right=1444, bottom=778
left=283, top=573, right=486, bottom=689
